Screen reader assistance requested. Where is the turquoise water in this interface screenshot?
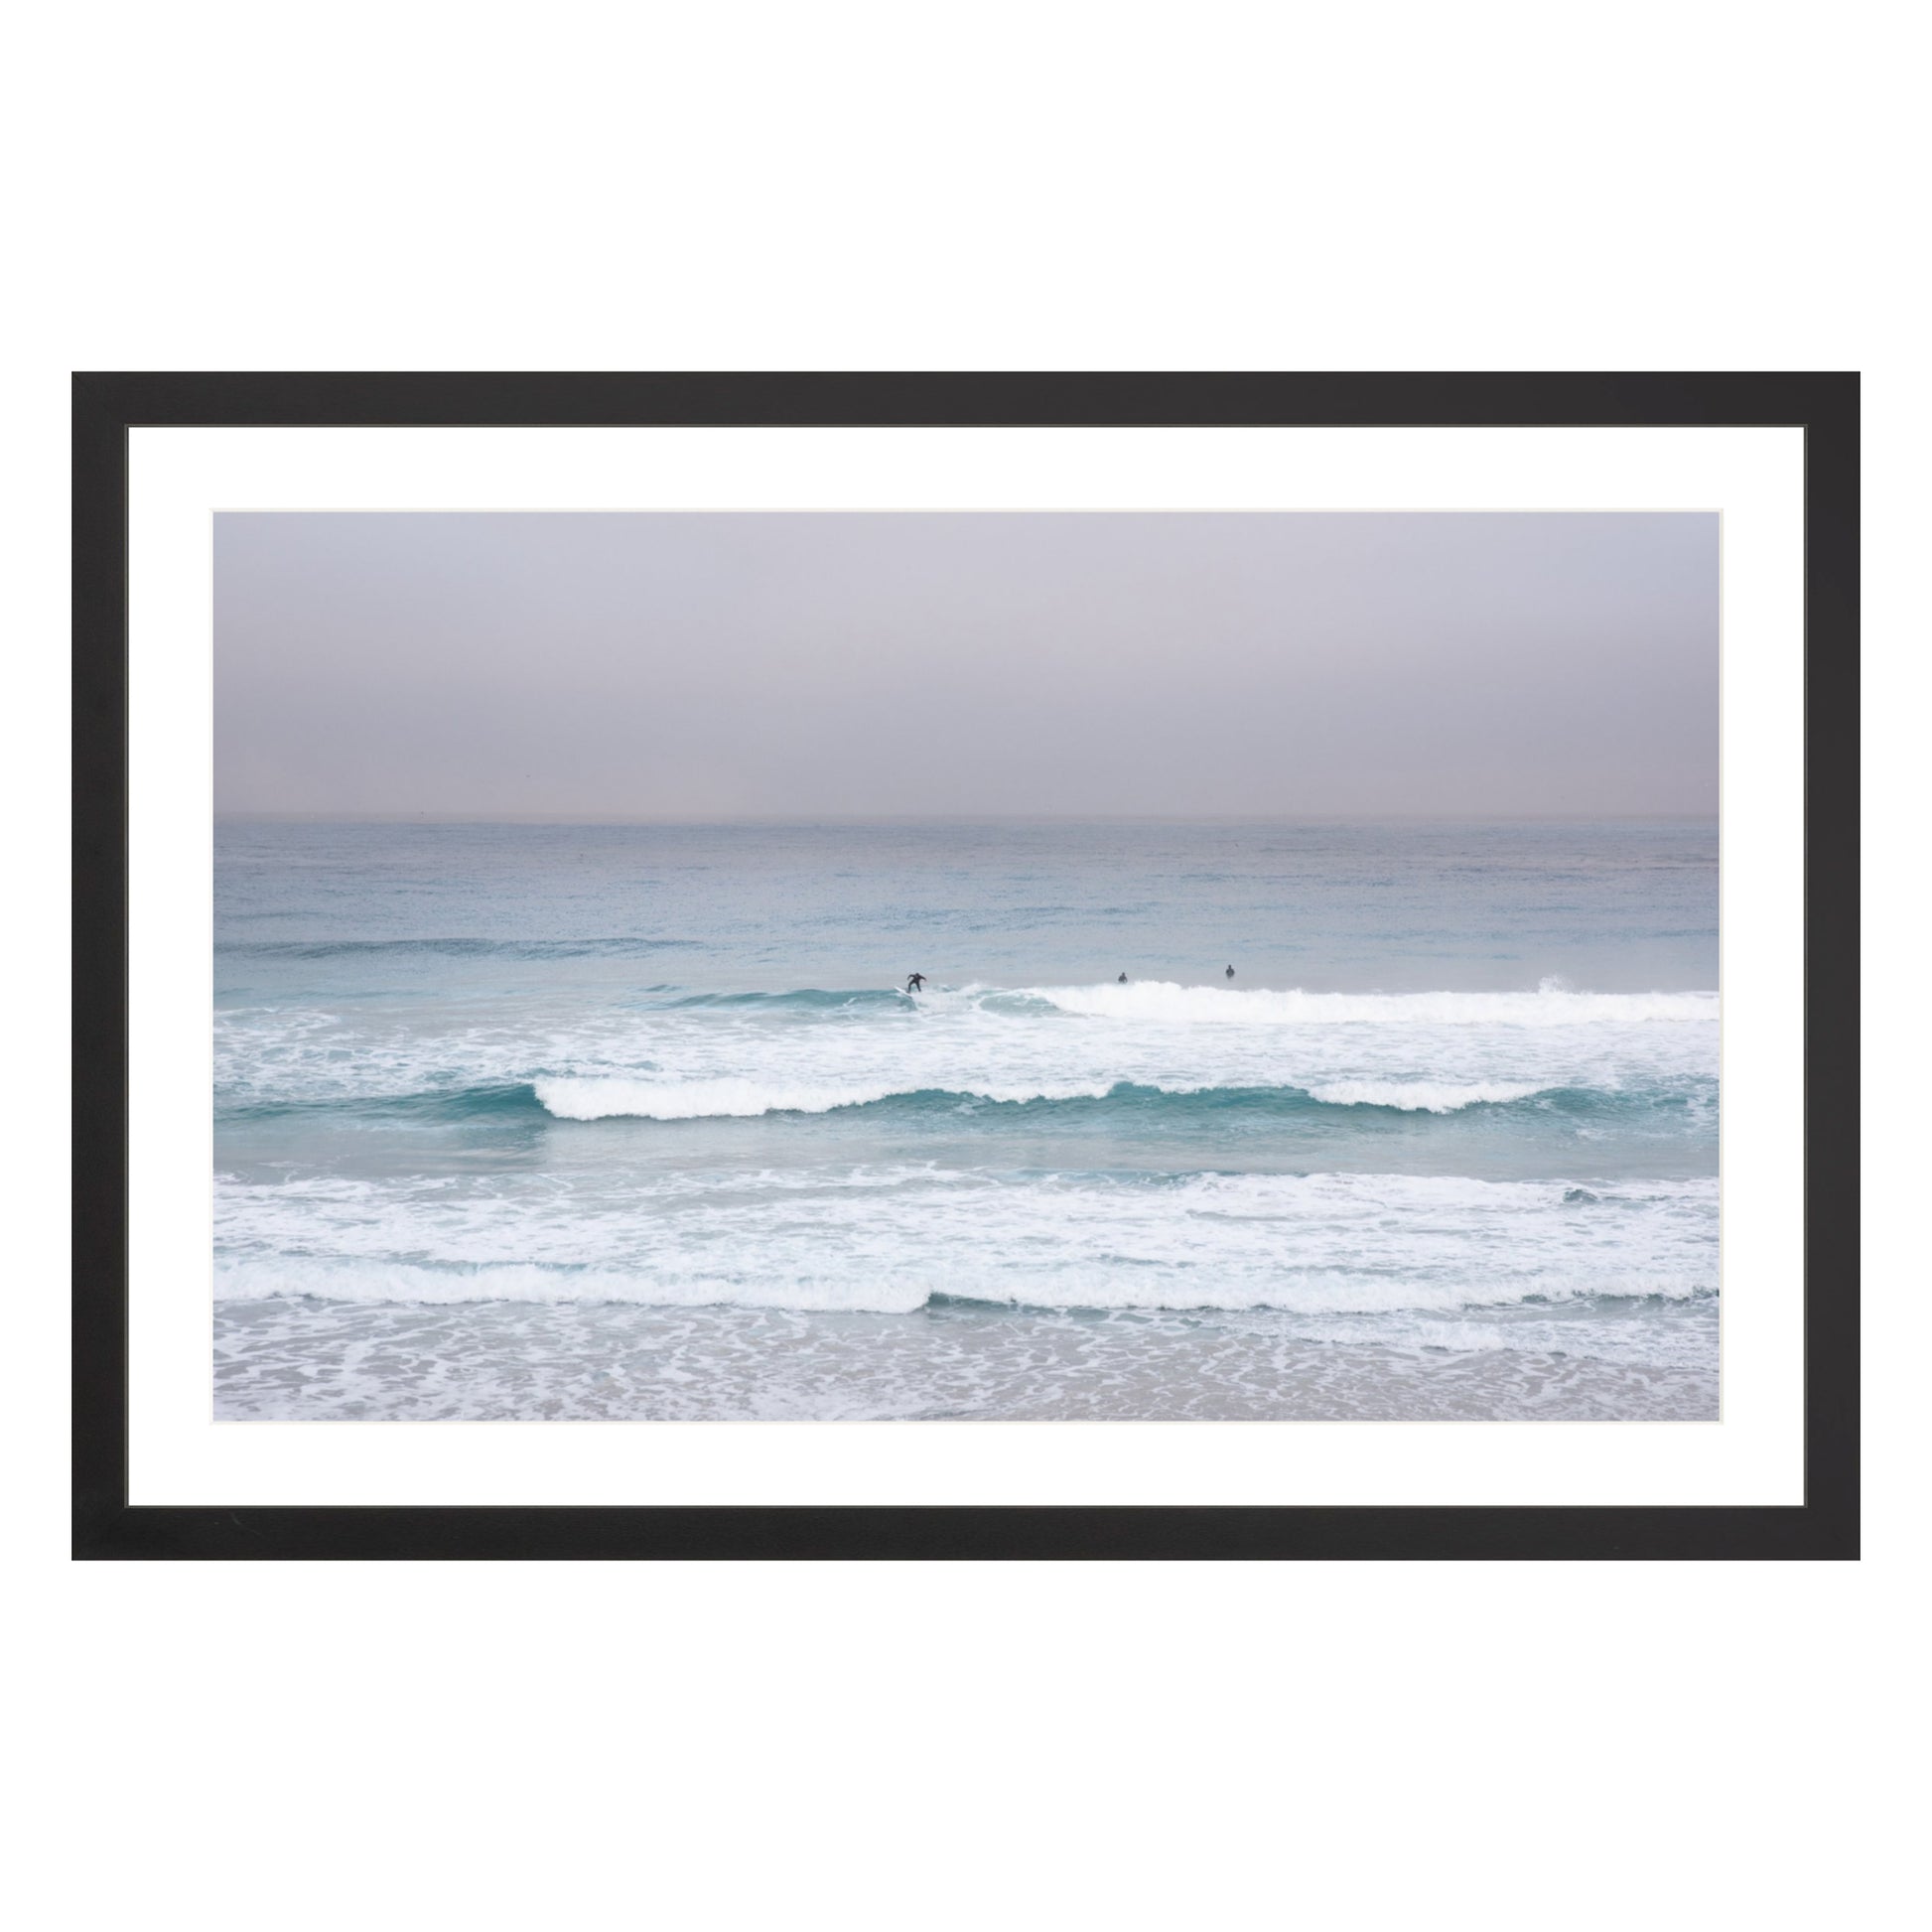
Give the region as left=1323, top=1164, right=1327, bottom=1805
left=213, top=818, right=1719, bottom=1420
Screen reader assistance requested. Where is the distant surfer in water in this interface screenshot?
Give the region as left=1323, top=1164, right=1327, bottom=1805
left=1118, top=972, right=1128, bottom=983
left=905, top=973, right=926, bottom=993
left=1225, top=964, right=1235, bottom=979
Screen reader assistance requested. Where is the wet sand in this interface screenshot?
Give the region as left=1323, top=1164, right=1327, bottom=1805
left=214, top=1296, right=1719, bottom=1423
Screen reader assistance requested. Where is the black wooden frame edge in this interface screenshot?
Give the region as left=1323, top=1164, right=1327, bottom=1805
left=72, top=371, right=1859, bottom=1561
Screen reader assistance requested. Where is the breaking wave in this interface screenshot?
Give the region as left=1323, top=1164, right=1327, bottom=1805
left=1019, top=980, right=1717, bottom=1026
left=529, top=1074, right=1587, bottom=1122
left=1305, top=1079, right=1550, bottom=1112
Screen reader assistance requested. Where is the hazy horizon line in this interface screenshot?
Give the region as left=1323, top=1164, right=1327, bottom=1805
left=215, top=809, right=1721, bottom=826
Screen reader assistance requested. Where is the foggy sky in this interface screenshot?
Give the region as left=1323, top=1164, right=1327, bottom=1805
left=213, top=511, right=1717, bottom=818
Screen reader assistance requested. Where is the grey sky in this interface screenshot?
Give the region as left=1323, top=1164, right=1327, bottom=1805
left=213, top=511, right=1717, bottom=817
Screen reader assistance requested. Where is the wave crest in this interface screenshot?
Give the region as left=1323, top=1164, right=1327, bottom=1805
left=531, top=1074, right=1573, bottom=1122
left=1024, top=981, right=1717, bottom=1026
left=532, top=1074, right=1125, bottom=1120
left=1306, top=1079, right=1549, bottom=1113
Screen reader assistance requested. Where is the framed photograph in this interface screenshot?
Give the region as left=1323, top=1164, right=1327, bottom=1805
left=72, top=372, right=1857, bottom=1559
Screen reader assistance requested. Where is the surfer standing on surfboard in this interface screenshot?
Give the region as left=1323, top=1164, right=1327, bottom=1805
left=905, top=973, right=926, bottom=993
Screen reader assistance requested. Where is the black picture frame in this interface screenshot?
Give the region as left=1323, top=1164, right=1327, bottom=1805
left=72, top=371, right=1859, bottom=1561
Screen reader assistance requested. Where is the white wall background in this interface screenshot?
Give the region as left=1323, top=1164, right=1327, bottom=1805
left=8, top=4, right=1917, bottom=1929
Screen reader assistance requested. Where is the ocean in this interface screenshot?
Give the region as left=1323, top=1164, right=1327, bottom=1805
left=212, top=818, right=1720, bottom=1421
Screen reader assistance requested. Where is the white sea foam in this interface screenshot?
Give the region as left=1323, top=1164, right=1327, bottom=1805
left=215, top=1257, right=941, bottom=1315
left=214, top=1168, right=1717, bottom=1315
left=532, top=1073, right=1125, bottom=1120
left=1306, top=1079, right=1551, bottom=1112
left=537, top=1075, right=891, bottom=1120
left=532, top=1071, right=1565, bottom=1120
left=1023, top=982, right=1718, bottom=1026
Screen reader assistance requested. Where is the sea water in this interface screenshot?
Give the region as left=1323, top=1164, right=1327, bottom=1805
left=212, top=818, right=1720, bottom=1420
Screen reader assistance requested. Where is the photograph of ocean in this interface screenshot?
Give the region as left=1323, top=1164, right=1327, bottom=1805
left=213, top=815, right=1719, bottom=1421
